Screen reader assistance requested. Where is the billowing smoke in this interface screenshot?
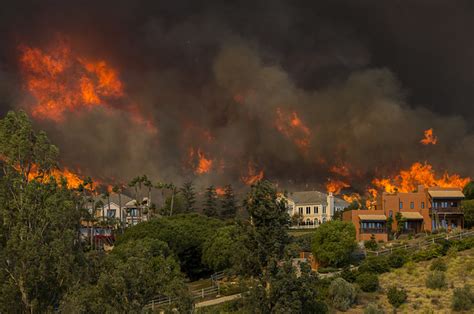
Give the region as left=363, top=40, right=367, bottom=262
left=0, top=0, right=473, bottom=193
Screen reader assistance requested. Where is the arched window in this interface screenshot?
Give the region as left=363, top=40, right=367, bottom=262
left=314, top=218, right=319, bottom=225
left=322, top=217, right=327, bottom=223
left=306, top=218, right=311, bottom=225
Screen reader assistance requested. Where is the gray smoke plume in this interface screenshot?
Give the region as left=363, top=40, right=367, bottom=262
left=0, top=0, right=472, bottom=193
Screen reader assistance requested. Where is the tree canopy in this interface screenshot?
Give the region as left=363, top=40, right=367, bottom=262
left=312, top=220, right=356, bottom=267
left=116, top=213, right=224, bottom=279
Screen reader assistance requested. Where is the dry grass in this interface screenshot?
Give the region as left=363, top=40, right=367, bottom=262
left=347, top=248, right=474, bottom=313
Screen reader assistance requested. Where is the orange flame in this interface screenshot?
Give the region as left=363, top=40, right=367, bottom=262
left=188, top=147, right=213, bottom=174
left=420, top=128, right=438, bottom=145
left=326, top=179, right=350, bottom=194
left=275, top=108, right=311, bottom=153
left=24, top=165, right=97, bottom=189
left=330, top=164, right=350, bottom=177
left=19, top=39, right=155, bottom=132
left=216, top=187, right=226, bottom=196
left=371, top=162, right=470, bottom=194
left=342, top=193, right=362, bottom=206
left=241, top=162, right=264, bottom=185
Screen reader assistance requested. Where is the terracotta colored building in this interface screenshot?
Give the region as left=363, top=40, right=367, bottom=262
left=343, top=185, right=465, bottom=242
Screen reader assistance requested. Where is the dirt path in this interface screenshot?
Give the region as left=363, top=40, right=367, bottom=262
left=194, top=293, right=242, bottom=308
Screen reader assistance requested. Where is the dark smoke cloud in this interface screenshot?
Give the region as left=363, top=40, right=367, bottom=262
left=0, top=0, right=473, bottom=192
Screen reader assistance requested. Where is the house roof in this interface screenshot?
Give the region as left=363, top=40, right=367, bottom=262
left=428, top=190, right=464, bottom=199
left=401, top=212, right=424, bottom=220
left=358, top=214, right=387, bottom=221
left=93, top=193, right=133, bottom=207
left=287, top=191, right=349, bottom=207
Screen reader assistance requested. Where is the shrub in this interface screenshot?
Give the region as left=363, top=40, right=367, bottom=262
left=340, top=268, right=358, bottom=283
left=388, top=250, right=408, bottom=268
left=364, top=235, right=378, bottom=251
left=317, top=266, right=339, bottom=274
left=364, top=303, right=384, bottom=314
left=451, top=285, right=474, bottom=311
left=425, top=271, right=447, bottom=290
left=387, top=286, right=407, bottom=308
left=328, top=278, right=357, bottom=311
left=411, top=244, right=443, bottom=262
left=312, top=221, right=356, bottom=268
left=430, top=259, right=447, bottom=272
left=358, top=256, right=390, bottom=274
left=355, top=272, right=379, bottom=292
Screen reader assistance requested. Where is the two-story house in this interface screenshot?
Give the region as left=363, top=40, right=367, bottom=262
left=285, top=191, right=349, bottom=227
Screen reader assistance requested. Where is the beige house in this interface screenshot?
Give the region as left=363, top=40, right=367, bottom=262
left=284, top=191, right=349, bottom=227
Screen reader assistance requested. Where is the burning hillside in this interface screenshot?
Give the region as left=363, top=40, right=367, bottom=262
left=0, top=1, right=470, bottom=193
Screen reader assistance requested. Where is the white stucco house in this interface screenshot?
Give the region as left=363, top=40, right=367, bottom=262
left=284, top=191, right=349, bottom=227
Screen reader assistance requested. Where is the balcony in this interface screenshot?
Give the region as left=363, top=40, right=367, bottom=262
left=361, top=228, right=387, bottom=234
left=431, top=207, right=463, bottom=214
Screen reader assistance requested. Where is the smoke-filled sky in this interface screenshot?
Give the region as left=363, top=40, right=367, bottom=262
left=0, top=0, right=473, bottom=192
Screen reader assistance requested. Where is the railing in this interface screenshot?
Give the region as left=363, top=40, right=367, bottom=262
left=144, top=271, right=224, bottom=310
left=366, top=229, right=474, bottom=257
left=432, top=207, right=463, bottom=214
left=289, top=225, right=318, bottom=229
left=360, top=228, right=386, bottom=234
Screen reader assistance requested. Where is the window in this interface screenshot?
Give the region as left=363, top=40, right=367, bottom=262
left=299, top=207, right=303, bottom=215
left=314, top=206, right=318, bottom=214
left=107, top=209, right=116, bottom=218
left=389, top=210, right=393, bottom=218
left=421, top=202, right=425, bottom=209
left=322, top=217, right=326, bottom=223
left=410, top=201, right=414, bottom=209
left=322, top=206, right=326, bottom=214
left=306, top=207, right=311, bottom=214
left=399, top=201, right=403, bottom=209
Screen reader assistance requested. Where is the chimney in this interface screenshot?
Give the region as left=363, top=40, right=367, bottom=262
left=327, top=192, right=335, bottom=217
left=417, top=185, right=425, bottom=193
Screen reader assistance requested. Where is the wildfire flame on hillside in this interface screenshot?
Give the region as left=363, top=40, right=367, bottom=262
left=19, top=39, right=155, bottom=132
left=420, top=128, right=438, bottom=145
left=326, top=179, right=350, bottom=194
left=372, top=162, right=469, bottom=193
left=241, top=162, right=264, bottom=185
left=275, top=108, right=311, bottom=153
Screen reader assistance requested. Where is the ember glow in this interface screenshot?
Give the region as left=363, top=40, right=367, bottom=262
left=215, top=186, right=225, bottom=196
left=371, top=162, right=470, bottom=193
left=420, top=128, right=438, bottom=145
left=275, top=108, right=311, bottom=153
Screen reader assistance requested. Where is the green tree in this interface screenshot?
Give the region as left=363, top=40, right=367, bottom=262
left=463, top=181, right=474, bottom=200
left=236, top=180, right=290, bottom=277
left=116, top=213, right=224, bottom=279
left=243, top=262, right=327, bottom=313
left=311, top=220, right=356, bottom=267
left=462, top=200, right=474, bottom=228
left=61, top=239, right=192, bottom=312
left=181, top=181, right=196, bottom=212
left=203, top=185, right=219, bottom=217
left=0, top=111, right=84, bottom=312
left=202, top=225, right=239, bottom=271
left=221, top=184, right=237, bottom=219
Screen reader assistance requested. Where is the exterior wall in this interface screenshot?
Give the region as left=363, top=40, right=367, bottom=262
left=294, top=202, right=330, bottom=225
left=376, top=188, right=432, bottom=232
left=343, top=210, right=389, bottom=242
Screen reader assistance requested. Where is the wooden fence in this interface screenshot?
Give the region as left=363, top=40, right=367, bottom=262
left=365, top=229, right=474, bottom=257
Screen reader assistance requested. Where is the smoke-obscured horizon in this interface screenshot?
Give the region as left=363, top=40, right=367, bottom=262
left=0, top=0, right=473, bottom=193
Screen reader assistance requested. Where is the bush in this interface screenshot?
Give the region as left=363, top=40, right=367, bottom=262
left=387, top=286, right=407, bottom=308
left=358, top=256, right=390, bottom=274
left=451, top=285, right=474, bottom=311
left=411, top=244, right=443, bottom=262
left=425, top=271, right=447, bottom=290
left=318, top=267, right=339, bottom=274
left=430, top=259, right=447, bottom=272
left=328, top=278, right=357, bottom=311
left=388, top=250, right=408, bottom=268
left=364, top=235, right=378, bottom=251
left=364, top=303, right=384, bottom=314
left=356, top=272, right=379, bottom=292
left=340, top=268, right=358, bottom=283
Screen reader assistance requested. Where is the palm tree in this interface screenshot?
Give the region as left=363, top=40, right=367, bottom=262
left=167, top=183, right=177, bottom=216
left=112, top=184, right=123, bottom=231
left=142, top=175, right=153, bottom=219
